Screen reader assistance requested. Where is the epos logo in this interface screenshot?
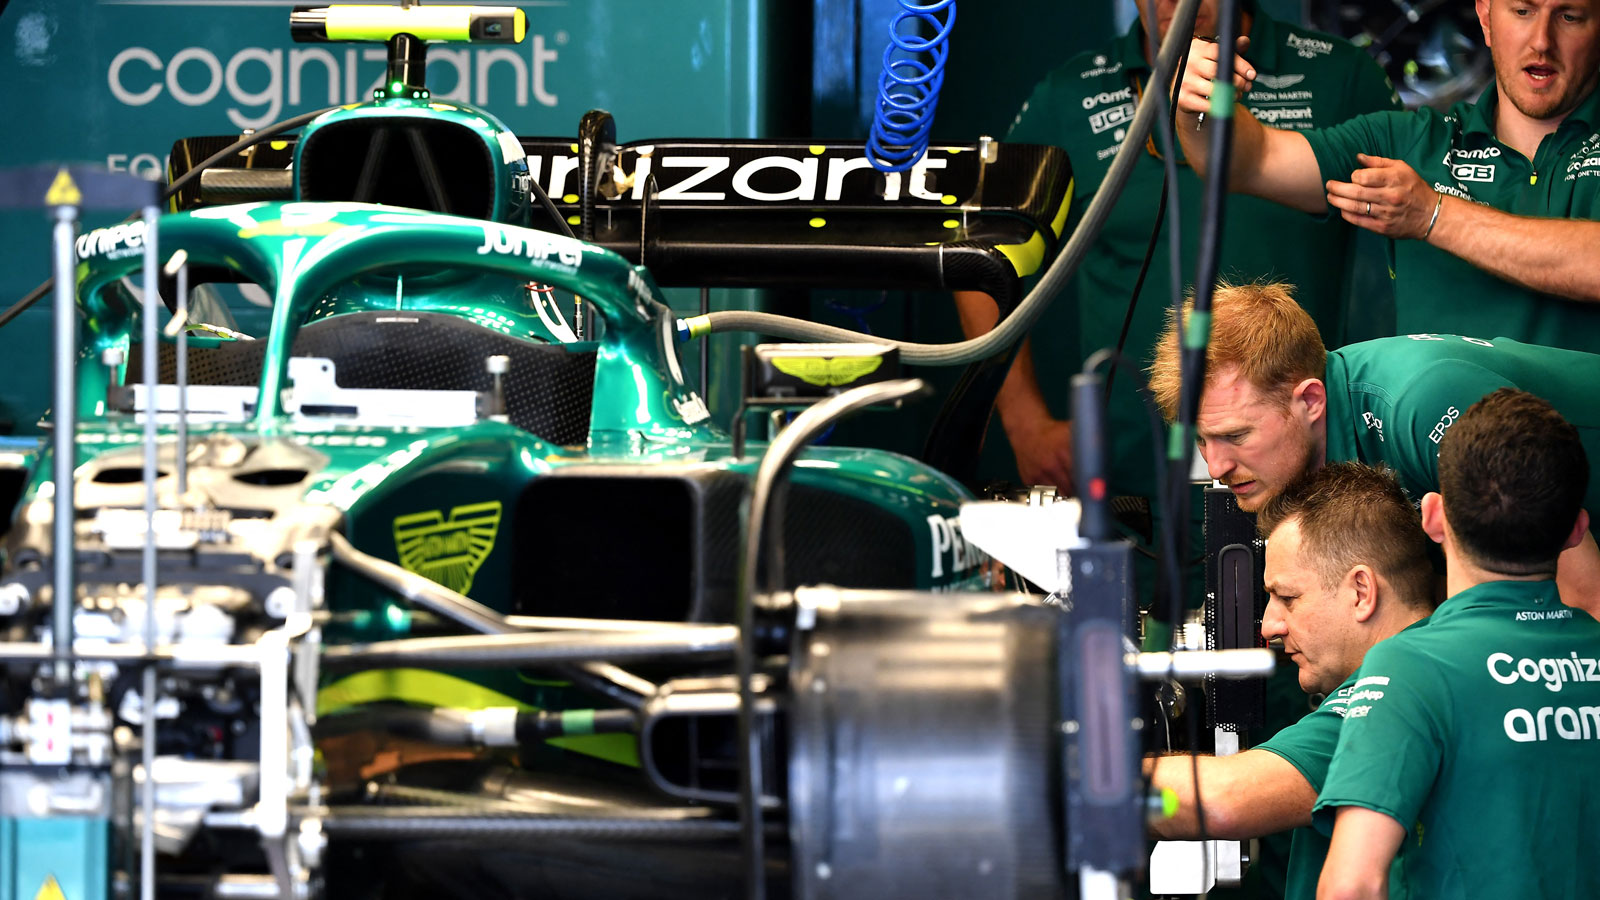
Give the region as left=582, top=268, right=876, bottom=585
left=107, top=37, right=562, bottom=129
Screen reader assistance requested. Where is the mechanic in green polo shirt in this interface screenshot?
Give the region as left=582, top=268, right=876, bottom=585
left=1315, top=390, right=1600, bottom=900
left=1175, top=0, right=1600, bottom=351
left=1148, top=462, right=1434, bottom=900
left=1147, top=281, right=1600, bottom=611
left=954, top=0, right=1399, bottom=492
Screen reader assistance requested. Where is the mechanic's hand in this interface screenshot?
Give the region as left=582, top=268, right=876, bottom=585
left=1324, top=153, right=1439, bottom=239
left=1007, top=416, right=1075, bottom=493
left=1174, top=36, right=1256, bottom=119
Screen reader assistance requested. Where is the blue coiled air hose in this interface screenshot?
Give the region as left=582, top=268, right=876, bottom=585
left=866, top=0, right=956, bottom=173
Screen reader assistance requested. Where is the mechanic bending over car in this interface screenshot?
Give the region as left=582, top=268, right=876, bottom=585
left=952, top=0, right=1398, bottom=491
left=1175, top=0, right=1600, bottom=352
left=1146, top=280, right=1600, bottom=613
left=1316, top=390, right=1600, bottom=900
left=1148, top=462, right=1436, bottom=900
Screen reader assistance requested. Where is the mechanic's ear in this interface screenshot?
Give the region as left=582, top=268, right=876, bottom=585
left=1291, top=378, right=1326, bottom=426
left=1347, top=565, right=1378, bottom=623
left=1420, top=492, right=1447, bottom=546
left=1564, top=509, right=1591, bottom=552
left=1475, top=0, right=1492, bottom=50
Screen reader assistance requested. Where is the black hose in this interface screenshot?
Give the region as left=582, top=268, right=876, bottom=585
left=1106, top=42, right=1191, bottom=399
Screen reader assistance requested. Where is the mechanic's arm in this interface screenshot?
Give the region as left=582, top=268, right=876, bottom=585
left=1172, top=38, right=1327, bottom=214
left=1316, top=806, right=1405, bottom=900
left=1325, top=157, right=1600, bottom=303
left=953, top=290, right=1074, bottom=490
left=1145, top=749, right=1317, bottom=840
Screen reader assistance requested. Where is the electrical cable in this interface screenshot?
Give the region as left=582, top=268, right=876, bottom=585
left=1105, top=43, right=1191, bottom=399
left=1161, top=0, right=1248, bottom=853
left=0, top=105, right=339, bottom=331
left=684, top=0, right=1205, bottom=367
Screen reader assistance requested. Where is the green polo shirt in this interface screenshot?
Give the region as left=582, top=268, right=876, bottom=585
left=1322, top=334, right=1600, bottom=520
left=1006, top=9, right=1399, bottom=499
left=1253, top=673, right=1358, bottom=900
left=1254, top=625, right=1423, bottom=900
left=1314, top=580, right=1600, bottom=899
left=1303, top=83, right=1600, bottom=352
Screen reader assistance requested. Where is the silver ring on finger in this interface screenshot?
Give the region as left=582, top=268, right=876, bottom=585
left=1366, top=201, right=1372, bottom=216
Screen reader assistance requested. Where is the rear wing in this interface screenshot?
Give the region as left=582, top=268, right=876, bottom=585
left=168, top=135, right=1070, bottom=304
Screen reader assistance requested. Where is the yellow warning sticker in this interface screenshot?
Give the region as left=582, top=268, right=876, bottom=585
left=393, top=501, right=502, bottom=594
left=35, top=874, right=67, bottom=900
left=44, top=169, right=81, bottom=207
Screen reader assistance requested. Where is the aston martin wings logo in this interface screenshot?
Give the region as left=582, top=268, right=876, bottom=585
left=1255, top=73, right=1306, bottom=90
left=393, top=501, right=503, bottom=594
left=771, top=355, right=883, bottom=387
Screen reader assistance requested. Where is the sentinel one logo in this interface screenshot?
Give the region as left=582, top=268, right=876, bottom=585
left=107, top=36, right=562, bottom=129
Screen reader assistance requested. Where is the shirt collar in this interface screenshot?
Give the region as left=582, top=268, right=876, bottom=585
left=1464, top=79, right=1600, bottom=139
left=1114, top=0, right=1267, bottom=76
left=1435, top=577, right=1563, bottom=621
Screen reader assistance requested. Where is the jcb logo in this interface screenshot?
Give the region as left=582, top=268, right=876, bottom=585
left=1452, top=163, right=1495, bottom=183
left=1089, top=102, right=1135, bottom=135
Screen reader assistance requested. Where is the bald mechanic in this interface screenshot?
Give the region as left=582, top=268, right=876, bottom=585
left=953, top=0, right=1399, bottom=490
left=1315, top=390, right=1600, bottom=900
left=1149, top=462, right=1435, bottom=900
left=1146, top=281, right=1600, bottom=609
left=1175, top=0, right=1600, bottom=350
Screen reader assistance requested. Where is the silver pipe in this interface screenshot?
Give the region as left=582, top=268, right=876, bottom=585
left=0, top=641, right=261, bottom=666
left=1134, top=648, right=1276, bottom=681
left=502, top=615, right=726, bottom=633
left=735, top=377, right=931, bottom=900
left=328, top=531, right=513, bottom=636
left=320, top=627, right=737, bottom=670
left=171, top=254, right=189, bottom=497
left=139, top=204, right=161, bottom=900
left=49, top=203, right=78, bottom=688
